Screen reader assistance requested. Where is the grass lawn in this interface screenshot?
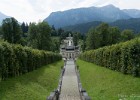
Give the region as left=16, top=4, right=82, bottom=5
left=0, top=60, right=63, bottom=100
left=77, top=59, right=140, bottom=100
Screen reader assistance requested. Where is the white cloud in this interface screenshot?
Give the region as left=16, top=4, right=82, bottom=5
left=116, top=0, right=140, bottom=9
left=0, top=0, right=140, bottom=23
left=93, top=0, right=118, bottom=7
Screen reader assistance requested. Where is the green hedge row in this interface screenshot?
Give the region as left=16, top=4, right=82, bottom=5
left=0, top=41, right=62, bottom=80
left=79, top=38, right=140, bottom=77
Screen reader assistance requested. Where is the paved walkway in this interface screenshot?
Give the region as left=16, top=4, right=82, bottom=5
left=59, top=60, right=81, bottom=100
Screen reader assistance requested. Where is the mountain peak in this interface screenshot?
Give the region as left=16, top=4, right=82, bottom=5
left=102, top=4, right=118, bottom=9
left=44, top=5, right=132, bottom=28
left=106, top=4, right=115, bottom=7
left=123, top=9, right=140, bottom=18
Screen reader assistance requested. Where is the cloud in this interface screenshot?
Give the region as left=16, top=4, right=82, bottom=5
left=0, top=0, right=140, bottom=23
left=116, top=0, right=140, bottom=9
left=0, top=0, right=36, bottom=22
left=94, top=0, right=116, bottom=6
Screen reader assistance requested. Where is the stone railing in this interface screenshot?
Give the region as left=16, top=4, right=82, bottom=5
left=47, top=65, right=66, bottom=100
left=75, top=62, right=91, bottom=100
left=47, top=90, right=59, bottom=100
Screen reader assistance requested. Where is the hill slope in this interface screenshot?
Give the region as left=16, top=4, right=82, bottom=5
left=110, top=18, right=140, bottom=33
left=123, top=9, right=140, bottom=18
left=64, top=21, right=102, bottom=34
left=44, top=4, right=131, bottom=28
left=63, top=18, right=140, bottom=34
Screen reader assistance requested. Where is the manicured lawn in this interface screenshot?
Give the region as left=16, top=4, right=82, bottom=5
left=77, top=59, right=140, bottom=100
left=0, top=60, right=63, bottom=100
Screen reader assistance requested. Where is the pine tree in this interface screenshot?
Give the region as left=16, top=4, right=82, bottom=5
left=2, top=17, right=22, bottom=44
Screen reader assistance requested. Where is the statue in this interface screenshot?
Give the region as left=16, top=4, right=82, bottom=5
left=68, top=40, right=72, bottom=46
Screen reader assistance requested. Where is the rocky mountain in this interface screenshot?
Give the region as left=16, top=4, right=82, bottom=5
left=123, top=9, right=140, bottom=18
left=0, top=12, right=10, bottom=24
left=63, top=18, right=140, bottom=34
left=44, top=4, right=131, bottom=28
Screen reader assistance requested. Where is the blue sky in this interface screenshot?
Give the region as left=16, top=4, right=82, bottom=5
left=0, top=0, right=140, bottom=23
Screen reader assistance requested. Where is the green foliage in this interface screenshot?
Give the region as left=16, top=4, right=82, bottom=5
left=60, top=31, right=72, bottom=40
left=64, top=18, right=140, bottom=35
left=57, top=28, right=64, bottom=36
left=2, top=17, right=22, bottom=44
left=121, top=29, right=135, bottom=42
left=50, top=25, right=57, bottom=36
left=108, top=27, right=121, bottom=44
left=21, top=22, right=28, bottom=33
left=86, top=23, right=135, bottom=50
left=0, top=27, right=3, bottom=35
left=28, top=22, right=51, bottom=50
left=50, top=37, right=60, bottom=52
left=63, top=21, right=102, bottom=34
left=80, top=38, right=140, bottom=77
left=110, top=18, right=140, bottom=34
left=38, top=22, right=51, bottom=50
left=73, top=32, right=80, bottom=46
left=86, top=28, right=101, bottom=50
left=96, top=23, right=109, bottom=46
left=80, top=40, right=86, bottom=52
left=0, top=41, right=62, bottom=80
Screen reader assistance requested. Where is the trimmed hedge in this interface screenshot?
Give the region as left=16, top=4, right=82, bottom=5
left=79, top=38, right=140, bottom=77
left=0, top=41, right=62, bottom=80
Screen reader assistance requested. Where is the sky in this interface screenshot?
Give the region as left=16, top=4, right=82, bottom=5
left=0, top=0, right=140, bottom=23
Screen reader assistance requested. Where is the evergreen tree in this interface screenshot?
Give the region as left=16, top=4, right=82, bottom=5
left=37, top=22, right=51, bottom=50
left=2, top=17, right=22, bottom=44
left=96, top=23, right=109, bottom=47
left=0, top=27, right=3, bottom=36
left=73, top=32, right=80, bottom=46
left=28, top=22, right=39, bottom=48
left=28, top=22, right=51, bottom=50
left=21, top=22, right=26, bottom=33
left=108, top=27, right=121, bottom=44
left=21, top=22, right=29, bottom=34
left=51, top=25, right=57, bottom=36
left=25, top=23, right=29, bottom=33
left=58, top=28, right=64, bottom=36
left=86, top=29, right=97, bottom=50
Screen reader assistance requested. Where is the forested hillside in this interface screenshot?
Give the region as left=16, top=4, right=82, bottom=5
left=64, top=18, right=140, bottom=34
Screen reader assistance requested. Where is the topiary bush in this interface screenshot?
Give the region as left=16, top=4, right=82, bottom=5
left=0, top=41, right=62, bottom=80
left=80, top=38, right=140, bottom=77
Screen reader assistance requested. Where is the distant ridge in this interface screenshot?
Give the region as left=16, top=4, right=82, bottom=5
left=63, top=18, right=140, bottom=34
left=44, top=4, right=132, bottom=28
left=123, top=9, right=140, bottom=18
